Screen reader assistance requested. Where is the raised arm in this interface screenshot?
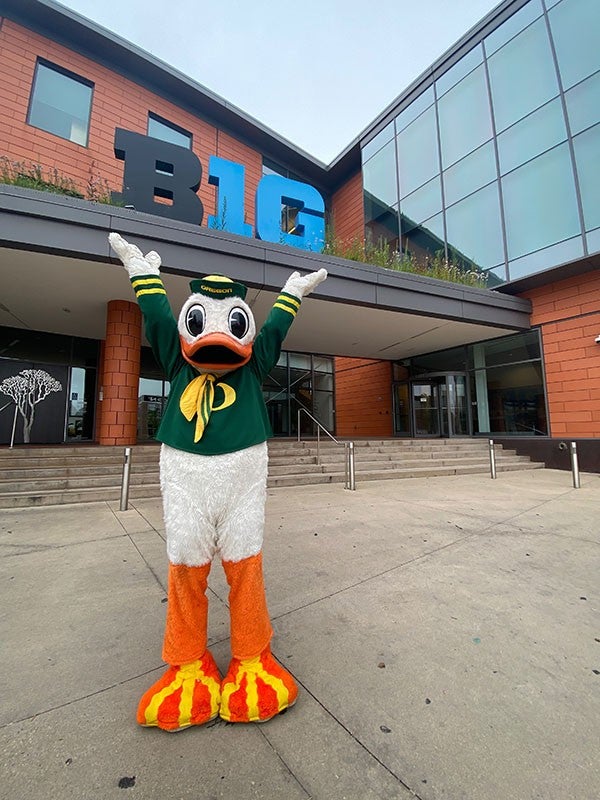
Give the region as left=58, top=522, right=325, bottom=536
left=109, top=233, right=182, bottom=379
left=251, top=268, right=327, bottom=382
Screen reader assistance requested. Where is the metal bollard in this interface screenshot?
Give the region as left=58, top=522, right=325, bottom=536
left=488, top=438, right=497, bottom=479
left=120, top=446, right=132, bottom=511
left=345, top=441, right=356, bottom=491
left=570, top=441, right=581, bottom=489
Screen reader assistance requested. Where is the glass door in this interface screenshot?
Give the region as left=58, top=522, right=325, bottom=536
left=447, top=374, right=468, bottom=435
left=412, top=382, right=441, bottom=436
left=411, top=374, right=469, bottom=437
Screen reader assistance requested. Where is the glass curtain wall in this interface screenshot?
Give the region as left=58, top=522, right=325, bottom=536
left=263, top=351, right=334, bottom=437
left=361, top=0, right=600, bottom=284
left=395, top=330, right=547, bottom=437
left=136, top=346, right=334, bottom=440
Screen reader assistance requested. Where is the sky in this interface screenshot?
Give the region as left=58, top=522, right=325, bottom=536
left=58, top=0, right=502, bottom=164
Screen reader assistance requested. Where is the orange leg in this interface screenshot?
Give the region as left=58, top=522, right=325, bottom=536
left=220, top=553, right=298, bottom=723
left=162, top=563, right=210, bottom=665
left=137, top=562, right=221, bottom=731
left=223, top=553, right=272, bottom=660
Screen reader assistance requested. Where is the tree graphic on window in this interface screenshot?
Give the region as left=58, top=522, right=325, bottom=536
left=0, top=369, right=63, bottom=443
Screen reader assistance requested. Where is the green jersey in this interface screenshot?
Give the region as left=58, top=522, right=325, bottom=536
left=130, top=274, right=300, bottom=456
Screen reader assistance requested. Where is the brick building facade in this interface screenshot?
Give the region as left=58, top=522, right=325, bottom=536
left=0, top=0, right=598, bottom=468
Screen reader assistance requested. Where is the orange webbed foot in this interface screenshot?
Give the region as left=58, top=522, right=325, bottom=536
left=220, top=646, right=298, bottom=723
left=137, top=650, right=221, bottom=731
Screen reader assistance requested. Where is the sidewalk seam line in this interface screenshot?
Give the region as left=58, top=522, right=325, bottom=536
left=257, top=727, right=313, bottom=799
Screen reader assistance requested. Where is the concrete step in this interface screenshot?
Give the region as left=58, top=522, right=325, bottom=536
left=0, top=470, right=161, bottom=492
left=319, top=455, right=529, bottom=472
left=2, top=482, right=161, bottom=508
left=280, top=445, right=504, bottom=459
left=0, top=463, right=160, bottom=480
left=267, top=459, right=543, bottom=487
left=0, top=440, right=542, bottom=507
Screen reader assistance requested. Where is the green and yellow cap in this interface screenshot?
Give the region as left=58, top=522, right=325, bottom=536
left=189, top=274, right=247, bottom=300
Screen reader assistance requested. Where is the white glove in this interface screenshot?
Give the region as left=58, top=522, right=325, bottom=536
left=108, top=232, right=162, bottom=278
left=282, top=268, right=327, bottom=300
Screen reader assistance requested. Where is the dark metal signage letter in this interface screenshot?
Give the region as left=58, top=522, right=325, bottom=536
left=112, top=129, right=204, bottom=225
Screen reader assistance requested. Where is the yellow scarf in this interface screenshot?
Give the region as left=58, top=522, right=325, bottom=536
left=179, top=374, right=217, bottom=443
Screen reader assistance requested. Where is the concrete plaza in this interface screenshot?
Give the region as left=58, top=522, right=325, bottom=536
left=1, top=468, right=599, bottom=800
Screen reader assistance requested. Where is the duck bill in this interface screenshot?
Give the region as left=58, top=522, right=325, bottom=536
left=180, top=332, right=253, bottom=372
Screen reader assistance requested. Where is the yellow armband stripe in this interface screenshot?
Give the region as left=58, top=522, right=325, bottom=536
left=131, top=276, right=166, bottom=298
left=279, top=292, right=300, bottom=308
left=274, top=293, right=301, bottom=316
left=136, top=288, right=167, bottom=297
left=274, top=302, right=296, bottom=317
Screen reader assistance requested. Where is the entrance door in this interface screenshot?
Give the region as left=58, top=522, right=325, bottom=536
left=412, top=375, right=468, bottom=437
left=412, top=382, right=442, bottom=436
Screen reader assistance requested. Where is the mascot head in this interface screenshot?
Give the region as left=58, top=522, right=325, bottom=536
left=177, top=275, right=256, bottom=376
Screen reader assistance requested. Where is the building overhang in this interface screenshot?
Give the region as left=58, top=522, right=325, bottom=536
left=0, top=187, right=531, bottom=360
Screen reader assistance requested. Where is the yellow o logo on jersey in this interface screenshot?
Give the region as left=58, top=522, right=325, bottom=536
left=212, top=382, right=236, bottom=411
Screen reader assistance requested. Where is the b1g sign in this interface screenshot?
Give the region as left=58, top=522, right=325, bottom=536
left=112, top=129, right=325, bottom=251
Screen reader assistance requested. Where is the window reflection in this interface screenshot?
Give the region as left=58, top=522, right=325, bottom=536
left=263, top=352, right=334, bottom=437
left=401, top=213, right=444, bottom=263
left=148, top=113, right=192, bottom=148
left=508, top=236, right=584, bottom=280
left=435, top=46, right=483, bottom=98
left=362, top=120, right=394, bottom=163
left=487, top=18, right=559, bottom=132
left=586, top=227, right=600, bottom=255
left=360, top=0, right=599, bottom=284
left=262, top=159, right=303, bottom=237
left=483, top=0, right=543, bottom=56
left=397, top=105, right=439, bottom=197
left=395, top=86, right=435, bottom=133
left=365, top=197, right=400, bottom=249
left=469, top=330, right=541, bottom=368
left=362, top=139, right=398, bottom=208
left=400, top=176, right=442, bottom=226
left=446, top=183, right=504, bottom=270
left=437, top=64, right=492, bottom=167
left=137, top=377, right=170, bottom=441
left=549, top=0, right=599, bottom=89
left=502, top=143, right=581, bottom=259
left=572, top=124, right=600, bottom=232
left=565, top=72, right=600, bottom=136
left=442, top=141, right=496, bottom=206
left=473, top=362, right=547, bottom=435
left=497, top=98, right=567, bottom=175
left=485, top=265, right=508, bottom=286
left=28, top=60, right=93, bottom=146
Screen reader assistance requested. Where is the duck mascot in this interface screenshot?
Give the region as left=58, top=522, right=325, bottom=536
left=109, top=232, right=327, bottom=731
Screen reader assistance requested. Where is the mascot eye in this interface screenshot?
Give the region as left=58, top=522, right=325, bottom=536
left=186, top=305, right=206, bottom=337
left=228, top=307, right=249, bottom=339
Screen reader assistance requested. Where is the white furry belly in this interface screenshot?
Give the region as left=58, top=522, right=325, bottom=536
left=159, top=442, right=268, bottom=566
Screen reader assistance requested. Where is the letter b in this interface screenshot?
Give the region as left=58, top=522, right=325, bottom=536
left=113, top=128, right=204, bottom=225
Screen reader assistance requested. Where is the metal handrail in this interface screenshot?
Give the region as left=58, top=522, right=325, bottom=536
left=0, top=401, right=19, bottom=448
left=297, top=407, right=355, bottom=490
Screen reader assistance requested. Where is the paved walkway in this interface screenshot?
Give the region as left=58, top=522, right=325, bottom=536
left=1, top=468, right=599, bottom=800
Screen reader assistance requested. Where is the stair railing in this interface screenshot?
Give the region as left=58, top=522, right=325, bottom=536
left=0, top=401, right=19, bottom=448
left=296, top=407, right=356, bottom=490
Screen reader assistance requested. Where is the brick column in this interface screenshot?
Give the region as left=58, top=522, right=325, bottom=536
left=98, top=299, right=142, bottom=445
